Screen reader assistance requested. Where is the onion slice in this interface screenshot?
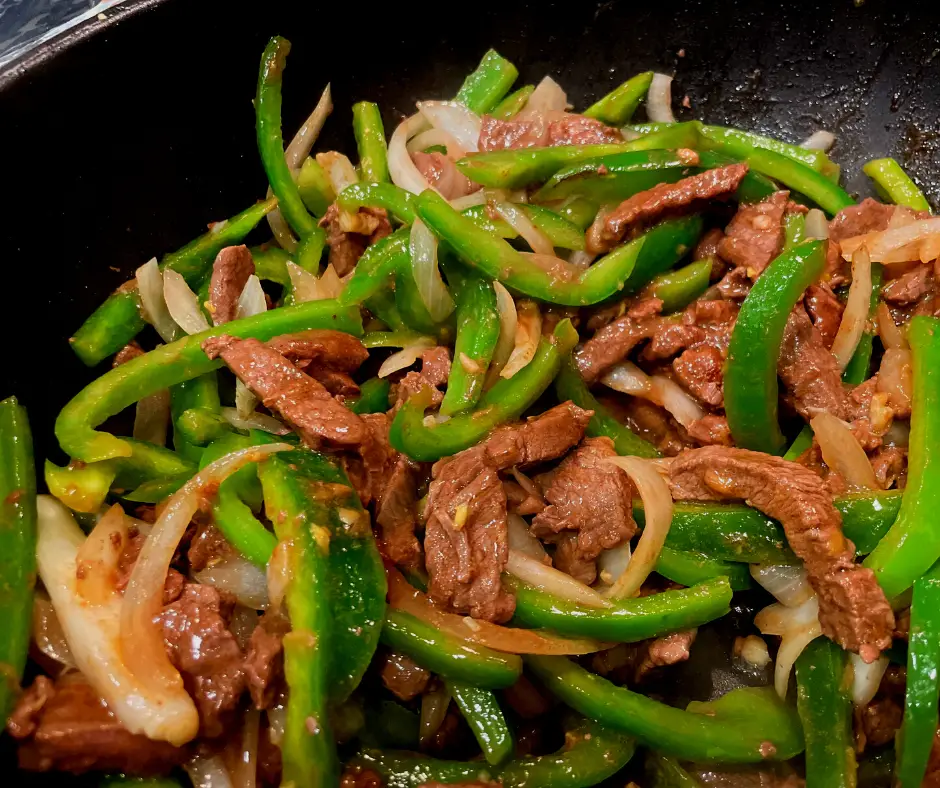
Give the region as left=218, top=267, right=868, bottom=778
left=378, top=337, right=436, bottom=379
left=135, top=258, right=177, bottom=342
left=32, top=592, right=75, bottom=669
left=492, top=200, right=554, bottom=256
left=120, top=444, right=289, bottom=721
left=420, top=683, right=452, bottom=746
left=386, top=567, right=604, bottom=655
left=755, top=595, right=822, bottom=697
left=749, top=564, right=814, bottom=607
left=417, top=101, right=482, bottom=153
left=810, top=412, right=879, bottom=491
left=194, top=552, right=269, bottom=611
left=484, top=282, right=518, bottom=387
left=507, top=549, right=611, bottom=608
left=449, top=189, right=486, bottom=211
left=230, top=708, right=260, bottom=788
left=163, top=269, right=210, bottom=335
left=316, top=151, right=359, bottom=194
left=850, top=653, right=889, bottom=707
left=603, top=457, right=673, bottom=599
left=501, top=300, right=542, bottom=379
left=876, top=302, right=906, bottom=350
left=602, top=362, right=705, bottom=429
left=409, top=219, right=455, bottom=322
left=877, top=347, right=913, bottom=413
left=389, top=114, right=433, bottom=195
left=805, top=208, right=830, bottom=240
left=236, top=275, right=267, bottom=321
left=75, top=503, right=129, bottom=605
left=518, top=76, right=568, bottom=118
left=647, top=73, right=676, bottom=123
left=839, top=218, right=940, bottom=264
left=506, top=512, right=547, bottom=561
left=830, top=247, right=872, bottom=369
left=407, top=128, right=467, bottom=158
left=185, top=753, right=234, bottom=788
left=596, top=543, right=632, bottom=589
left=801, top=130, right=836, bottom=151
left=220, top=407, right=288, bottom=435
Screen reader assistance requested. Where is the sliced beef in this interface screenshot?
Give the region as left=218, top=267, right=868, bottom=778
left=266, top=329, right=369, bottom=373
left=856, top=696, right=902, bottom=749
left=668, top=446, right=894, bottom=661
left=478, top=112, right=622, bottom=152
left=319, top=204, right=393, bottom=276
left=804, top=284, right=844, bottom=349
left=113, top=340, right=144, bottom=367
left=778, top=307, right=848, bottom=421
left=871, top=445, right=906, bottom=490
left=504, top=478, right=545, bottom=516
left=634, top=630, right=697, bottom=683
left=601, top=395, right=693, bottom=456
left=341, top=766, right=386, bottom=788
left=826, top=199, right=896, bottom=279
left=187, top=522, right=231, bottom=573
left=587, top=164, right=749, bottom=254
left=717, top=191, right=789, bottom=277
left=395, top=347, right=452, bottom=408
left=10, top=675, right=185, bottom=774
left=694, top=227, right=726, bottom=262
left=245, top=612, right=289, bottom=710
left=116, top=529, right=186, bottom=604
left=484, top=401, right=593, bottom=469
left=203, top=335, right=366, bottom=449
left=379, top=651, right=431, bottom=701
left=208, top=245, right=255, bottom=326
left=883, top=265, right=932, bottom=305
left=160, top=583, right=245, bottom=737
left=412, top=151, right=477, bottom=200
left=685, top=414, right=733, bottom=446
left=716, top=266, right=752, bottom=300
left=531, top=437, right=636, bottom=584
left=673, top=344, right=724, bottom=407
left=574, top=314, right=655, bottom=384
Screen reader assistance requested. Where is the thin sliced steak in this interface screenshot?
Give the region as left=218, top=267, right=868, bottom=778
left=395, top=346, right=452, bottom=408
left=113, top=341, right=144, bottom=367
left=203, top=334, right=366, bottom=448
left=882, top=266, right=932, bottom=306
left=804, top=284, right=844, bottom=349
left=379, top=651, right=431, bottom=701
left=478, top=112, right=622, bottom=152
left=412, top=151, right=478, bottom=200
left=209, top=245, right=255, bottom=326
left=319, top=204, right=393, bottom=276
left=826, top=199, right=896, bottom=279
left=778, top=307, right=848, bottom=420
left=484, top=401, right=593, bottom=469
left=575, top=314, right=656, bottom=383
left=244, top=611, right=289, bottom=710
left=266, top=329, right=369, bottom=373
left=717, top=190, right=788, bottom=277
left=668, top=446, right=894, bottom=661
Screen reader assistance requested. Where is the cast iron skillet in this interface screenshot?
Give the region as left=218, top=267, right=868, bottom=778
left=0, top=0, right=938, bottom=782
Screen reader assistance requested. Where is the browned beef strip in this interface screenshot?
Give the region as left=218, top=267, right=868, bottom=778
left=341, top=766, right=387, bottom=788
left=187, top=521, right=231, bottom=573
left=244, top=611, right=289, bottom=710
left=667, top=447, right=894, bottom=660
left=113, top=340, right=144, bottom=367
left=642, top=320, right=704, bottom=361
left=871, top=446, right=906, bottom=490
left=634, top=630, right=697, bottom=683
left=478, top=112, right=622, bottom=152
left=379, top=651, right=432, bottom=701
left=547, top=114, right=624, bottom=146
left=160, top=583, right=245, bottom=737
left=311, top=368, right=361, bottom=397
left=587, top=164, right=749, bottom=254
left=266, top=329, right=369, bottom=373
left=804, top=284, right=844, bottom=349
left=116, top=529, right=186, bottom=604
left=203, top=335, right=366, bottom=448
left=601, top=395, right=693, bottom=456
left=673, top=344, right=725, bottom=407
left=504, top=479, right=545, bottom=516
left=208, top=245, right=255, bottom=325
left=685, top=414, right=733, bottom=446
left=531, top=437, right=635, bottom=585
left=484, top=401, right=593, bottom=469
left=412, top=151, right=478, bottom=200
left=395, top=347, right=452, bottom=408
left=9, top=675, right=185, bottom=774
left=717, top=191, right=789, bottom=276
left=826, top=198, right=896, bottom=279
left=778, top=306, right=848, bottom=420
left=694, top=227, right=726, bottom=262
left=857, top=697, right=902, bottom=749
left=716, top=266, right=752, bottom=300
left=883, top=265, right=932, bottom=305
left=574, top=314, right=655, bottom=383
left=319, top=204, right=393, bottom=276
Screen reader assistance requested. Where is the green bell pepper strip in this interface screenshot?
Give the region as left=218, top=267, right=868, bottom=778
left=355, top=717, right=636, bottom=788
left=259, top=450, right=338, bottom=788
left=0, top=396, right=36, bottom=722
left=390, top=320, right=577, bottom=462
left=863, top=157, right=931, bottom=212
left=381, top=609, right=522, bottom=689
left=446, top=679, right=514, bottom=766
left=584, top=71, right=654, bottom=125
left=783, top=212, right=806, bottom=251
left=724, top=240, right=826, bottom=454
left=70, top=197, right=278, bottom=367
left=619, top=215, right=704, bottom=294
left=348, top=377, right=392, bottom=415
left=251, top=244, right=293, bottom=286
left=455, top=49, right=519, bottom=114
left=895, top=561, right=940, bottom=787
left=56, top=299, right=362, bottom=463
left=655, top=546, right=752, bottom=591
left=366, top=289, right=409, bottom=332
left=865, top=316, right=940, bottom=598
left=558, top=197, right=599, bottom=231
left=337, top=182, right=417, bottom=225
left=795, top=637, right=856, bottom=788
left=297, top=156, right=335, bottom=217
left=353, top=101, right=390, bottom=183
left=170, top=372, right=222, bottom=462
left=360, top=699, right=418, bottom=749
left=527, top=655, right=804, bottom=763
left=294, top=227, right=328, bottom=274
left=491, top=84, right=535, bottom=119
left=461, top=203, right=587, bottom=251
left=505, top=575, right=732, bottom=642
left=646, top=752, right=701, bottom=788
left=361, top=330, right=432, bottom=349
left=395, top=265, right=451, bottom=337
left=644, top=259, right=712, bottom=314
left=45, top=459, right=115, bottom=513
left=121, top=476, right=188, bottom=504
left=554, top=358, right=661, bottom=458
left=439, top=263, right=500, bottom=415
left=174, top=407, right=230, bottom=447
left=340, top=228, right=412, bottom=307
left=256, top=37, right=318, bottom=241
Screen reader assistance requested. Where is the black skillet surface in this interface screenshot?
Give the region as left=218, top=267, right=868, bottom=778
left=0, top=0, right=938, bottom=782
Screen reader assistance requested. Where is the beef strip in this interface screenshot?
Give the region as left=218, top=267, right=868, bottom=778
left=883, top=265, right=933, bottom=305
left=574, top=313, right=655, bottom=383
left=208, top=245, right=255, bottom=325
left=856, top=697, right=902, bottom=749
left=694, top=227, right=726, bottom=262
left=412, top=151, right=478, bottom=200
left=717, top=191, right=789, bottom=277
left=871, top=445, right=906, bottom=490
left=318, top=204, right=393, bottom=276
left=531, top=437, right=636, bottom=585
left=9, top=675, right=185, bottom=774
left=587, top=164, right=749, bottom=254
left=668, top=446, right=894, bottom=660
left=591, top=628, right=697, bottom=685
left=187, top=521, right=231, bottom=573
left=804, top=284, right=844, bottom=349
left=203, top=335, right=366, bottom=448
left=160, top=583, right=246, bottom=737
left=395, top=347, right=452, bottom=408
left=341, top=766, right=387, bottom=788
left=113, top=340, right=144, bottom=367
left=478, top=112, right=622, bottom=152
left=601, top=395, right=693, bottom=456
left=685, top=413, right=733, bottom=446
left=504, top=478, right=545, bottom=516
left=777, top=306, right=848, bottom=420
left=266, top=329, right=369, bottom=373
left=826, top=198, right=896, bottom=280
left=716, top=266, right=753, bottom=300
left=244, top=611, right=289, bottom=710
left=116, top=529, right=186, bottom=604
left=673, top=344, right=724, bottom=407
left=424, top=403, right=589, bottom=621
left=379, top=651, right=432, bottom=701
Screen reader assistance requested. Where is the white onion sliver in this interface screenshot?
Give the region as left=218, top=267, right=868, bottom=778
left=507, top=549, right=611, bottom=608
left=493, top=201, right=554, bottom=256
left=32, top=593, right=75, bottom=668
left=647, top=73, right=676, bottom=123
left=506, top=512, right=547, bottom=561
left=163, top=269, right=210, bottom=335
left=231, top=708, right=260, bottom=788
left=407, top=128, right=467, bottom=158
left=378, top=337, right=436, bottom=379
left=287, top=261, right=326, bottom=304
left=409, top=219, right=455, bottom=322
left=133, top=388, right=171, bottom=447
left=596, top=543, right=632, bottom=590
left=602, top=362, right=705, bottom=429
left=851, top=653, right=889, bottom=707
left=317, top=263, right=343, bottom=299
left=749, top=564, right=814, bottom=607
left=389, top=114, right=434, bottom=195
left=754, top=595, right=822, bottom=697
left=601, top=362, right=650, bottom=396
left=221, top=407, right=289, bottom=435
left=518, top=76, right=568, bottom=118
left=877, top=347, right=913, bottom=413
left=811, top=412, right=879, bottom=491
left=194, top=553, right=269, bottom=610
left=235, top=379, right=260, bottom=420
left=285, top=84, right=332, bottom=168
left=831, top=247, right=871, bottom=369
left=568, top=250, right=597, bottom=268
left=839, top=218, right=940, bottom=262
left=316, top=151, right=359, bottom=194
left=801, top=130, right=836, bottom=152
left=604, top=457, right=674, bottom=599
left=485, top=282, right=518, bottom=387
left=774, top=619, right=823, bottom=698
left=265, top=206, right=298, bottom=254
left=417, top=101, right=482, bottom=153
left=804, top=208, right=830, bottom=240
left=236, top=275, right=267, bottom=320
left=449, top=189, right=486, bottom=211
left=876, top=303, right=906, bottom=350
left=501, top=300, right=542, bottom=379
left=135, top=258, right=178, bottom=342
left=185, top=753, right=234, bottom=788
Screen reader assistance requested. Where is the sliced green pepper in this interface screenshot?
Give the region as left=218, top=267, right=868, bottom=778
left=644, top=259, right=712, bottom=314
left=461, top=203, right=587, bottom=251
left=863, top=157, right=931, bottom=212
left=337, top=183, right=417, bottom=225
left=491, top=84, right=535, bottom=119
left=353, top=101, right=389, bottom=183
left=557, top=197, right=600, bottom=231
left=348, top=377, right=392, bottom=415
left=583, top=71, right=654, bottom=125
left=446, top=679, right=514, bottom=765
left=655, top=546, right=752, bottom=591
left=783, top=211, right=806, bottom=251
left=724, top=240, right=826, bottom=454
left=297, top=157, right=335, bottom=217
left=455, top=49, right=519, bottom=114
left=340, top=227, right=411, bottom=307
left=174, top=407, right=230, bottom=448
left=170, top=372, right=222, bottom=462
left=646, top=751, right=701, bottom=788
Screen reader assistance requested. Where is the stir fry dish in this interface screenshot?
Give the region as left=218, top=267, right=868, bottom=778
left=5, top=39, right=940, bottom=788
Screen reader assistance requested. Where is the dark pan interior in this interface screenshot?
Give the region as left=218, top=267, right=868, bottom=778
left=0, top=0, right=938, bottom=781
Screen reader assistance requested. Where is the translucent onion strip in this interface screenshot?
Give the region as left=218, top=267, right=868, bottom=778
left=407, top=128, right=467, bottom=158
left=850, top=653, right=889, bottom=707
left=230, top=708, right=260, bottom=788
left=389, top=113, right=433, bottom=194
left=754, top=595, right=822, bottom=698
left=647, top=73, right=676, bottom=123
left=492, top=201, right=555, bottom=255
left=163, top=269, right=210, bottom=335
left=484, top=282, right=518, bottom=387
left=602, top=362, right=705, bottom=429
left=518, top=76, right=568, bottom=118
left=135, top=258, right=177, bottom=342
left=603, top=457, right=673, bottom=599
left=804, top=208, right=830, bottom=240
left=839, top=218, right=940, bottom=264
left=801, top=130, right=836, bottom=152
left=501, top=300, right=541, bottom=379
left=830, top=247, right=872, bottom=369
left=185, top=753, right=234, bottom=788
left=32, top=592, right=75, bottom=668
left=417, top=100, right=482, bottom=153
left=220, top=407, right=288, bottom=435
left=236, top=275, right=267, bottom=321
left=507, top=549, right=611, bottom=608
left=749, top=564, right=814, bottom=607
left=194, top=552, right=270, bottom=610
left=506, top=512, right=547, bottom=561
left=316, top=151, right=359, bottom=195
left=876, top=302, right=906, bottom=350
left=420, top=683, right=452, bottom=746
left=811, top=412, right=879, bottom=491
left=378, top=337, right=436, bottom=378
left=409, top=218, right=455, bottom=322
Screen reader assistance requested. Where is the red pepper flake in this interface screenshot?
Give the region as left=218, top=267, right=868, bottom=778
left=4, top=489, right=23, bottom=505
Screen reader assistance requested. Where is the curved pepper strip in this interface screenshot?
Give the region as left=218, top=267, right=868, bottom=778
left=895, top=561, right=940, bottom=787
left=491, top=84, right=535, bottom=119
left=394, top=263, right=448, bottom=336
left=250, top=244, right=293, bottom=287
left=455, top=49, right=519, bottom=114
left=646, top=752, right=701, bottom=788
left=795, top=637, right=856, bottom=788
left=258, top=449, right=338, bottom=787
left=340, top=228, right=412, bottom=307
left=355, top=717, right=635, bottom=788
left=644, top=259, right=712, bottom=314
left=446, top=679, right=514, bottom=766
left=353, top=101, right=389, bottom=183
left=337, top=183, right=418, bottom=225
left=554, top=359, right=661, bottom=458
left=348, top=377, right=392, bottom=415
left=461, top=203, right=587, bottom=251
left=526, top=655, right=804, bottom=763
left=70, top=197, right=278, bottom=367
left=724, top=240, right=826, bottom=454
left=505, top=575, right=732, bottom=642
left=865, top=316, right=940, bottom=598
left=389, top=320, right=577, bottom=462
left=297, top=156, right=335, bottom=217
left=863, top=157, right=931, bottom=213
left=654, top=546, right=752, bottom=591
left=174, top=408, right=230, bottom=448
left=55, top=299, right=362, bottom=464
left=583, top=71, right=654, bottom=125
left=170, top=372, right=222, bottom=463
left=381, top=609, right=522, bottom=689
left=0, top=397, right=36, bottom=722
